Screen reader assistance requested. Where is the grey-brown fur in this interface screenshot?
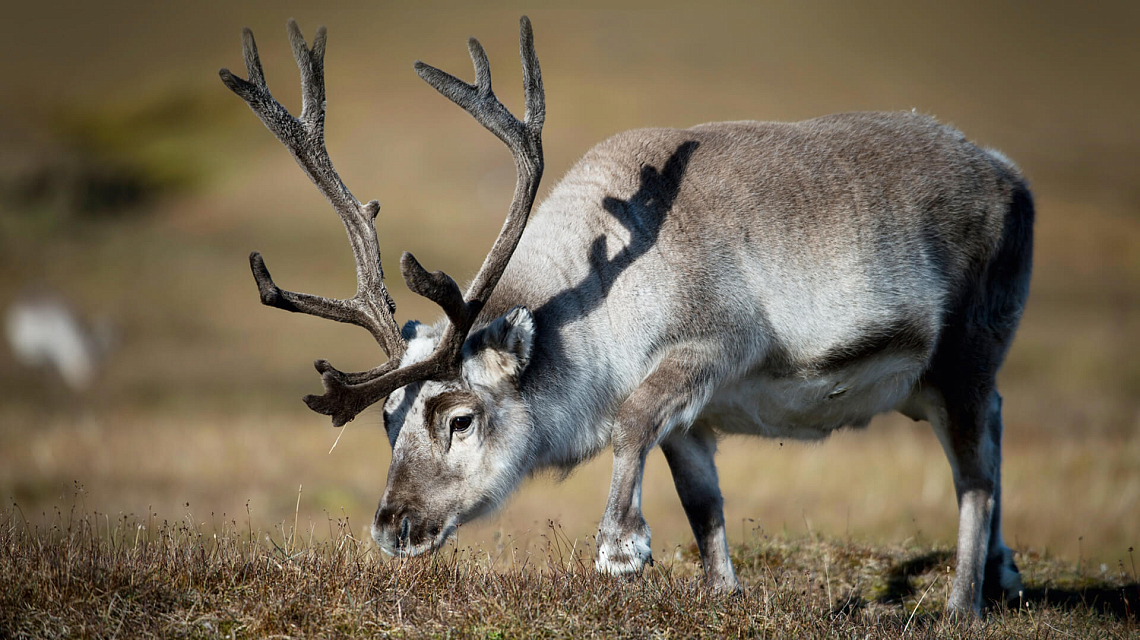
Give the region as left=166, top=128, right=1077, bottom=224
left=223, top=18, right=1033, bottom=616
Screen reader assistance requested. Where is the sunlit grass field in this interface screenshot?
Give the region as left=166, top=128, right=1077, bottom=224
left=1, top=0, right=1138, bottom=635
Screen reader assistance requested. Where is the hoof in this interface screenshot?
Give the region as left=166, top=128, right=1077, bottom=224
left=595, top=524, right=652, bottom=575
left=983, top=546, right=1023, bottom=607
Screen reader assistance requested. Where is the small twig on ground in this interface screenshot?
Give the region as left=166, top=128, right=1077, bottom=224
left=902, top=574, right=940, bottom=636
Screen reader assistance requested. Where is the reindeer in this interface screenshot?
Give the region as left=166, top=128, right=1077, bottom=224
left=220, top=16, right=1033, bottom=614
left=5, top=291, right=114, bottom=392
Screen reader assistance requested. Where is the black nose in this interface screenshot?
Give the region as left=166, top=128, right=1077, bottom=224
left=374, top=504, right=414, bottom=546
left=399, top=515, right=412, bottom=543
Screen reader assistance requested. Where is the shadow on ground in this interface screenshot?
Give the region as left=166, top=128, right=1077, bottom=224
left=832, top=550, right=1139, bottom=623
left=1019, top=582, right=1140, bottom=623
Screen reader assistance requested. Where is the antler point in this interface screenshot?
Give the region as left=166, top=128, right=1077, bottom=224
left=219, top=69, right=250, bottom=95
left=302, top=393, right=327, bottom=412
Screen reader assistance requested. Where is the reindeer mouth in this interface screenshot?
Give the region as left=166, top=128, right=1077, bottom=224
left=372, top=516, right=458, bottom=557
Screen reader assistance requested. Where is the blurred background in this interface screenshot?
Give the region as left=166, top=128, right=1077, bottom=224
left=1, top=1, right=1136, bottom=566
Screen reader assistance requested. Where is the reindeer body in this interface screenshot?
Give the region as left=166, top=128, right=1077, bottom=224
left=223, top=20, right=1032, bottom=615
left=475, top=112, right=1026, bottom=458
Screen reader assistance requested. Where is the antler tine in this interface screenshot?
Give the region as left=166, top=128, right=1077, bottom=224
left=460, top=16, right=545, bottom=307
left=399, top=252, right=470, bottom=329
left=312, top=358, right=400, bottom=386
left=413, top=17, right=543, bottom=158
left=220, top=22, right=408, bottom=366
left=298, top=17, right=547, bottom=428
left=406, top=14, right=545, bottom=324
left=288, top=20, right=327, bottom=124
left=518, top=16, right=545, bottom=133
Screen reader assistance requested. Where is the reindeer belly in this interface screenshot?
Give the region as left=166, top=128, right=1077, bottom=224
left=701, top=353, right=924, bottom=440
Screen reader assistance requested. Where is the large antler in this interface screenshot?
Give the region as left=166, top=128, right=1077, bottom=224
left=222, top=17, right=545, bottom=427
left=220, top=20, right=407, bottom=368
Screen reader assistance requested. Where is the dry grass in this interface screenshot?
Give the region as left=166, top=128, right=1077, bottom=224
left=3, top=500, right=1137, bottom=639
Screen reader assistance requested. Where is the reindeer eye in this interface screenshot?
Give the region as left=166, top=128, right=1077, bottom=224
left=450, top=415, right=473, bottom=432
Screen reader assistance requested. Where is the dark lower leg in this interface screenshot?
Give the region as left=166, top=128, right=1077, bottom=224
left=981, top=393, right=1022, bottom=605
left=930, top=387, right=1001, bottom=614
left=661, top=424, right=738, bottom=591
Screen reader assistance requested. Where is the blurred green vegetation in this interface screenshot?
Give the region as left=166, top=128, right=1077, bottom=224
left=0, top=87, right=243, bottom=242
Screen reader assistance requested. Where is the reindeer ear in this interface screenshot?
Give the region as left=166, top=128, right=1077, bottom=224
left=465, top=306, right=535, bottom=385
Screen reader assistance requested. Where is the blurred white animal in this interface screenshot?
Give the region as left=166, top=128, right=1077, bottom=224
left=4, top=293, right=113, bottom=391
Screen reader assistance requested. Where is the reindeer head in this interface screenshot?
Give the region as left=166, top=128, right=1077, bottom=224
left=220, top=17, right=544, bottom=554
left=372, top=308, right=535, bottom=554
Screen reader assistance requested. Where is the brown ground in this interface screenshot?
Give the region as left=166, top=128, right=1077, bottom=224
left=3, top=504, right=1138, bottom=638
